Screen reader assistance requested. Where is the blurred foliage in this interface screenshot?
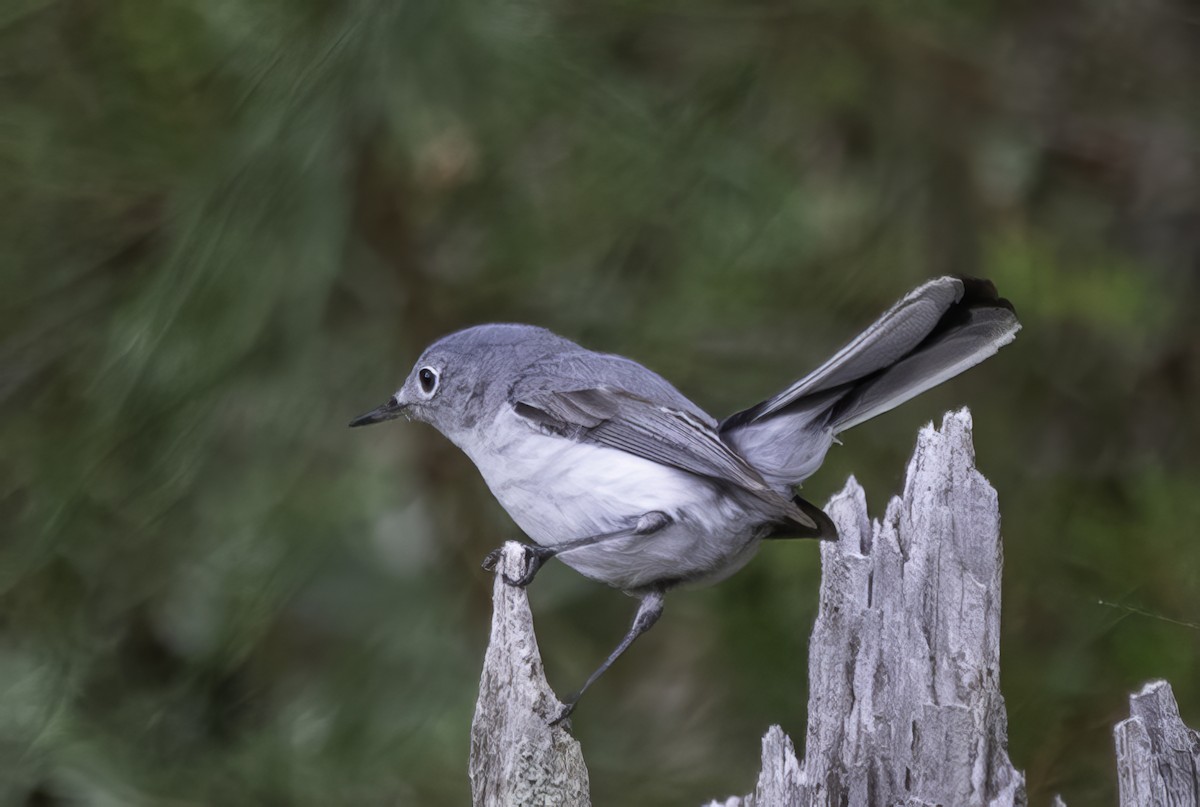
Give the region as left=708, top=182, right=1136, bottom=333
left=2, top=0, right=1199, bottom=804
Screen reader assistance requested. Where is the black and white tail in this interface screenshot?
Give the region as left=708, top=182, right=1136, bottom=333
left=720, top=276, right=1019, bottom=490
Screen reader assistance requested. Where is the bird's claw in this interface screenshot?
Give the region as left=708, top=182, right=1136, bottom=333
left=481, top=544, right=554, bottom=588
left=549, top=698, right=578, bottom=728
left=504, top=549, right=545, bottom=587
left=480, top=547, right=504, bottom=572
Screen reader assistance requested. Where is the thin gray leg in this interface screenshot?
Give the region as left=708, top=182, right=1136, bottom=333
left=551, top=588, right=666, bottom=726
left=481, top=511, right=671, bottom=589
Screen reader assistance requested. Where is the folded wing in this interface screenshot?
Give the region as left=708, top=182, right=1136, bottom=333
left=513, top=384, right=821, bottom=533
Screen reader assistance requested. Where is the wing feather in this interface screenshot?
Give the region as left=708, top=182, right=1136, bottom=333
left=513, top=386, right=816, bottom=530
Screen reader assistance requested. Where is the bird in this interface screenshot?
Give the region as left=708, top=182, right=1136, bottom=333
left=350, top=276, right=1019, bottom=723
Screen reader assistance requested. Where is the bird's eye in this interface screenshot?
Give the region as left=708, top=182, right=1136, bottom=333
left=418, top=367, right=439, bottom=395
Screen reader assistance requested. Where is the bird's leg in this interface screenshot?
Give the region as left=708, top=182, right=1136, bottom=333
left=481, top=512, right=671, bottom=589
left=550, top=587, right=666, bottom=726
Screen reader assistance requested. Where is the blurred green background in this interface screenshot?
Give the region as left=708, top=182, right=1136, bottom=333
left=3, top=0, right=1198, bottom=804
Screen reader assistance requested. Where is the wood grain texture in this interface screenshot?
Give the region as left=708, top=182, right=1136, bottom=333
left=1114, top=680, right=1200, bottom=807
left=712, top=409, right=1026, bottom=806
left=470, top=542, right=590, bottom=807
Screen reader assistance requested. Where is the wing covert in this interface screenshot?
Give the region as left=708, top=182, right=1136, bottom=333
left=513, top=386, right=816, bottom=529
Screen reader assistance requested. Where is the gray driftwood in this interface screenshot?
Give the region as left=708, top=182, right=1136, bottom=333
left=1114, top=679, right=1200, bottom=806
left=470, top=409, right=1199, bottom=807
left=470, top=542, right=590, bottom=807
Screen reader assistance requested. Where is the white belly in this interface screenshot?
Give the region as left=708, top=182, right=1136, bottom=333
left=455, top=407, right=766, bottom=591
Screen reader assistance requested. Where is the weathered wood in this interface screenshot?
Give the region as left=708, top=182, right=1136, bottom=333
left=714, top=409, right=1025, bottom=806
left=703, top=726, right=806, bottom=807
left=1114, top=679, right=1200, bottom=807
left=470, top=542, right=590, bottom=807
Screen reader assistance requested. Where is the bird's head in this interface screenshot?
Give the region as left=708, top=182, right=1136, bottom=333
left=349, top=323, right=573, bottom=443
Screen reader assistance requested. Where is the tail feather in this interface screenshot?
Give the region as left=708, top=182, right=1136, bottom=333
left=827, top=301, right=1017, bottom=432
left=724, top=277, right=965, bottom=429
left=720, top=276, right=1018, bottom=489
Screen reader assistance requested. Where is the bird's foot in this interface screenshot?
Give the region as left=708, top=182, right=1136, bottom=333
left=480, top=547, right=504, bottom=572
left=506, top=544, right=556, bottom=587
left=480, top=544, right=556, bottom=588
left=549, top=696, right=578, bottom=728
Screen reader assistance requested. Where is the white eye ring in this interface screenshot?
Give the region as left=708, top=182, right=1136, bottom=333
left=417, top=366, right=439, bottom=397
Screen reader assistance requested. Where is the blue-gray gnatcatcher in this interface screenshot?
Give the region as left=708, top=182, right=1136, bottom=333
left=351, top=276, right=1018, bottom=722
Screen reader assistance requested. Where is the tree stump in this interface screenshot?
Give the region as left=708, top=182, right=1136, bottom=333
left=1114, top=679, right=1200, bottom=807
left=714, top=409, right=1024, bottom=806
left=470, top=542, right=590, bottom=807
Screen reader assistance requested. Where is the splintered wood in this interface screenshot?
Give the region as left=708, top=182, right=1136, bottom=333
left=1114, top=680, right=1200, bottom=806
left=470, top=542, right=589, bottom=807
left=714, top=409, right=1023, bottom=806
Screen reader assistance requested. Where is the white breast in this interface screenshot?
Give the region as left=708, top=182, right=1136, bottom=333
left=453, top=406, right=766, bottom=591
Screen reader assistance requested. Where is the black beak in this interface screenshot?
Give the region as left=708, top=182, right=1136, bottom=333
left=348, top=399, right=407, bottom=428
